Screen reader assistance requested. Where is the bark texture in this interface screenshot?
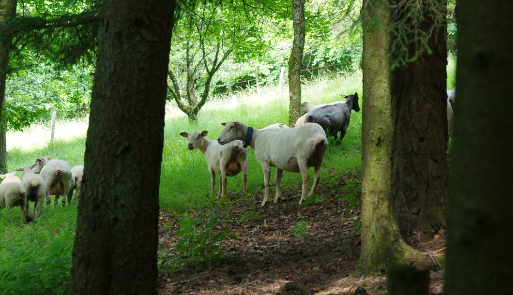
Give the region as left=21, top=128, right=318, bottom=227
left=0, top=0, right=17, bottom=174
left=390, top=0, right=448, bottom=237
left=444, top=0, right=513, bottom=294
left=288, top=0, right=305, bottom=126
left=71, top=0, right=175, bottom=294
left=359, top=0, right=416, bottom=274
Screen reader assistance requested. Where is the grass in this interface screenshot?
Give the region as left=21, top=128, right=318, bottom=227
left=0, top=72, right=363, bottom=293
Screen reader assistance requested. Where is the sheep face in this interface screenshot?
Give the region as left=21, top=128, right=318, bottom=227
left=345, top=92, right=360, bottom=112
left=32, top=157, right=51, bottom=174
left=180, top=131, right=208, bottom=150
left=218, top=122, right=245, bottom=145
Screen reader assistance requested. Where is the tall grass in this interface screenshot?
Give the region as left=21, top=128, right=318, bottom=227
left=0, top=73, right=363, bottom=293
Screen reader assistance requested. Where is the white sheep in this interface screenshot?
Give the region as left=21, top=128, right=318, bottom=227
left=71, top=165, right=84, bottom=202
left=0, top=174, right=30, bottom=222
left=180, top=130, right=248, bottom=199
left=21, top=167, right=47, bottom=220
left=305, top=92, right=360, bottom=141
left=262, top=123, right=290, bottom=130
left=217, top=121, right=328, bottom=206
left=32, top=157, right=75, bottom=206
left=447, top=88, right=456, bottom=106
left=0, top=172, right=21, bottom=183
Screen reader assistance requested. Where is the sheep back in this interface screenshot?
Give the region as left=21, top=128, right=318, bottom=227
left=40, top=159, right=75, bottom=197
left=0, top=182, right=27, bottom=212
left=21, top=169, right=47, bottom=203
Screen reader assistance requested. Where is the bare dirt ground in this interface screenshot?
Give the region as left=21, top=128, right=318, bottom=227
left=156, top=176, right=446, bottom=295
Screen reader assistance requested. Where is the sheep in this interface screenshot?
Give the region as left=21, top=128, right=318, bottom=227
left=0, top=172, right=21, bottom=183
left=295, top=101, right=338, bottom=127
left=180, top=130, right=248, bottom=199
left=31, top=157, right=75, bottom=207
left=71, top=165, right=84, bottom=202
left=0, top=174, right=30, bottom=222
left=21, top=167, right=46, bottom=220
left=305, top=92, right=360, bottom=141
left=447, top=88, right=456, bottom=106
left=217, top=121, right=328, bottom=206
left=262, top=123, right=290, bottom=130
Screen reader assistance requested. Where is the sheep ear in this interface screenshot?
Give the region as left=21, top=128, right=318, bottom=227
left=221, top=122, right=226, bottom=126
left=201, top=130, right=208, bottom=137
left=0, top=175, right=4, bottom=179
left=48, top=155, right=53, bottom=159
left=179, top=132, right=188, bottom=138
left=36, top=158, right=42, bottom=163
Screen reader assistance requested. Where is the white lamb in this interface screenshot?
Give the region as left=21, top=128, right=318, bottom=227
left=180, top=130, right=248, bottom=199
left=21, top=167, right=47, bottom=220
left=0, top=173, right=30, bottom=222
left=32, top=157, right=75, bottom=206
left=217, top=122, right=328, bottom=206
left=71, top=165, right=84, bottom=202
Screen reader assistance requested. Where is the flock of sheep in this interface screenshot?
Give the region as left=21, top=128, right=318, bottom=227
left=0, top=157, right=83, bottom=222
left=0, top=89, right=455, bottom=219
left=181, top=93, right=361, bottom=206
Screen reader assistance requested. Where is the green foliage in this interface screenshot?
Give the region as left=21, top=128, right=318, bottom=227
left=291, top=220, right=309, bottom=238
left=0, top=206, right=77, bottom=295
left=173, top=210, right=237, bottom=270
left=5, top=60, right=93, bottom=131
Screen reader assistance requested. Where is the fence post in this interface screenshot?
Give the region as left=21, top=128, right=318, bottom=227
left=279, top=66, right=286, bottom=97
left=255, top=66, right=260, bottom=93
left=50, top=111, right=57, bottom=144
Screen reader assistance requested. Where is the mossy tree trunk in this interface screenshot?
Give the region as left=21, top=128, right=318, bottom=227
left=288, top=0, right=305, bottom=127
left=0, top=0, right=17, bottom=174
left=444, top=0, right=513, bottom=294
left=359, top=0, right=417, bottom=274
left=71, top=0, right=176, bottom=294
left=390, top=0, right=448, bottom=238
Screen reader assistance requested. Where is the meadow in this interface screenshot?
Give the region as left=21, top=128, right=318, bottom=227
left=0, top=72, right=363, bottom=294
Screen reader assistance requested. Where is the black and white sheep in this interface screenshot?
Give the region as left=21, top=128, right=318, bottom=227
left=305, top=92, right=360, bottom=141
left=180, top=131, right=248, bottom=199
left=32, top=157, right=75, bottom=206
left=217, top=121, right=328, bottom=206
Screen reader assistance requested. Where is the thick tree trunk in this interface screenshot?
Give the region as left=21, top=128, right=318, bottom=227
left=390, top=0, right=448, bottom=238
left=0, top=0, right=17, bottom=174
left=71, top=0, right=175, bottom=294
left=444, top=0, right=513, bottom=294
left=359, top=0, right=417, bottom=274
left=288, top=0, right=305, bottom=127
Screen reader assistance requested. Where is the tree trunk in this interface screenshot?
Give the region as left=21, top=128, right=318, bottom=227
left=71, top=0, right=176, bottom=294
left=288, top=0, right=305, bottom=127
left=0, top=0, right=17, bottom=174
left=359, top=0, right=417, bottom=274
left=444, top=0, right=513, bottom=294
left=390, top=0, right=448, bottom=238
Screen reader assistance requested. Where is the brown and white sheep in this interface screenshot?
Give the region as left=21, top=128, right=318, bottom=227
left=217, top=122, right=328, bottom=206
left=180, top=131, right=248, bottom=199
left=32, top=157, right=75, bottom=207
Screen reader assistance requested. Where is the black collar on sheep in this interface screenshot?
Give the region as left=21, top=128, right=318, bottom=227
left=243, top=127, right=254, bottom=148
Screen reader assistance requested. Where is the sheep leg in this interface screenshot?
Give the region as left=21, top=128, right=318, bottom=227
left=33, top=199, right=41, bottom=220
left=274, top=169, right=284, bottom=204
left=299, top=165, right=310, bottom=204
left=219, top=164, right=227, bottom=199
left=209, top=169, right=216, bottom=197
left=308, top=164, right=322, bottom=198
left=66, top=185, right=74, bottom=205
left=260, top=164, right=272, bottom=206
left=241, top=160, right=248, bottom=194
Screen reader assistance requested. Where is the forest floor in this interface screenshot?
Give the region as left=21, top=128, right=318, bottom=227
left=156, top=176, right=446, bottom=295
